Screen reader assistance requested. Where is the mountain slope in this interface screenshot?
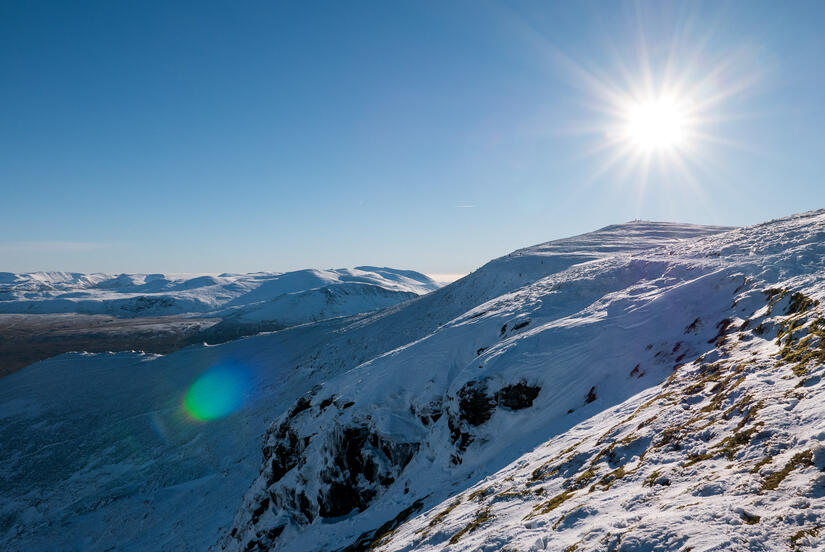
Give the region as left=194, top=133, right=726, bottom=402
left=219, top=211, right=825, bottom=552
left=0, top=220, right=731, bottom=552
left=379, top=290, right=825, bottom=551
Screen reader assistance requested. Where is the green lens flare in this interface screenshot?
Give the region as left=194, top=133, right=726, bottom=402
left=183, top=364, right=249, bottom=421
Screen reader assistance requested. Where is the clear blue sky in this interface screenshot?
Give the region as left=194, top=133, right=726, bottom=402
left=2, top=1, right=824, bottom=276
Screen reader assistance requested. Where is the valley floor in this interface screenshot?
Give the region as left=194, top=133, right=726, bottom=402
left=0, top=314, right=219, bottom=377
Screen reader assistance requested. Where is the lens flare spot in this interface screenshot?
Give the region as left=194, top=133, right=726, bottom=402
left=183, top=364, right=250, bottom=421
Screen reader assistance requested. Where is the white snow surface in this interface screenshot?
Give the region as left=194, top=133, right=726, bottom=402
left=0, top=267, right=438, bottom=323
left=9, top=213, right=825, bottom=552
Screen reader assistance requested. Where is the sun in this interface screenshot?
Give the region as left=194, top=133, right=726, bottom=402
left=623, top=95, right=689, bottom=152
left=519, top=2, right=762, bottom=196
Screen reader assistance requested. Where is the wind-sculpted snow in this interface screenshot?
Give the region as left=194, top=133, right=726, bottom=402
left=219, top=210, right=825, bottom=552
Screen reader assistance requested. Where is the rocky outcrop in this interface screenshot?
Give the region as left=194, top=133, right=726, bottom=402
left=317, top=425, right=418, bottom=518
left=223, top=391, right=420, bottom=551
left=448, top=380, right=542, bottom=463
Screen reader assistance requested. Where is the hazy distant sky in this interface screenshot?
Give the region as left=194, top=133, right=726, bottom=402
left=3, top=1, right=825, bottom=275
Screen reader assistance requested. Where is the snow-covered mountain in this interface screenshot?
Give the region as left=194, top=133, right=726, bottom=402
left=219, top=211, right=825, bottom=552
left=6, top=211, right=825, bottom=552
left=0, top=267, right=438, bottom=320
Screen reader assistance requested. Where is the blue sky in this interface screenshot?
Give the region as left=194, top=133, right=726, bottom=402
left=2, top=1, right=825, bottom=276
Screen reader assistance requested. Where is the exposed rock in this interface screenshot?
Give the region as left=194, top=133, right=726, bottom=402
left=262, top=421, right=304, bottom=486
left=317, top=425, right=418, bottom=518
left=318, top=395, right=336, bottom=411
left=457, top=381, right=496, bottom=426
left=287, top=396, right=312, bottom=419
left=495, top=381, right=541, bottom=410
left=512, top=319, right=531, bottom=331
left=448, top=380, right=542, bottom=462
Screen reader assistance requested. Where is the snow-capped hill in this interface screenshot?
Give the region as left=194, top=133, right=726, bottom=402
left=221, top=268, right=436, bottom=310
left=219, top=283, right=420, bottom=325
left=93, top=273, right=147, bottom=289
left=0, top=267, right=438, bottom=319
left=354, top=266, right=440, bottom=288
left=219, top=210, right=825, bottom=552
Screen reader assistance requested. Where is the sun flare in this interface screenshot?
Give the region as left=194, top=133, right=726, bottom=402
left=553, top=20, right=759, bottom=196
left=623, top=96, right=689, bottom=152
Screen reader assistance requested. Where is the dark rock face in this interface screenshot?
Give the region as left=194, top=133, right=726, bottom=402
left=319, top=395, right=336, bottom=410
left=495, top=381, right=541, bottom=410
left=321, top=482, right=366, bottom=519
left=318, top=425, right=419, bottom=518
left=234, top=400, right=421, bottom=551
left=512, top=319, right=531, bottom=331
left=449, top=380, right=542, bottom=463
left=250, top=496, right=270, bottom=525
left=240, top=524, right=284, bottom=552
left=457, top=379, right=542, bottom=423
left=262, top=421, right=305, bottom=486
left=235, top=374, right=539, bottom=547
left=449, top=382, right=495, bottom=462
left=585, top=386, right=597, bottom=404
left=287, top=396, right=312, bottom=419
left=457, top=381, right=497, bottom=426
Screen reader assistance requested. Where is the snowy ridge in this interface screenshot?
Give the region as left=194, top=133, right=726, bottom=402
left=0, top=267, right=438, bottom=320
left=219, top=211, right=825, bottom=552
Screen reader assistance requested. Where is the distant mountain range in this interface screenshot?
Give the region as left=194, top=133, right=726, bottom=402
left=0, top=266, right=439, bottom=321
